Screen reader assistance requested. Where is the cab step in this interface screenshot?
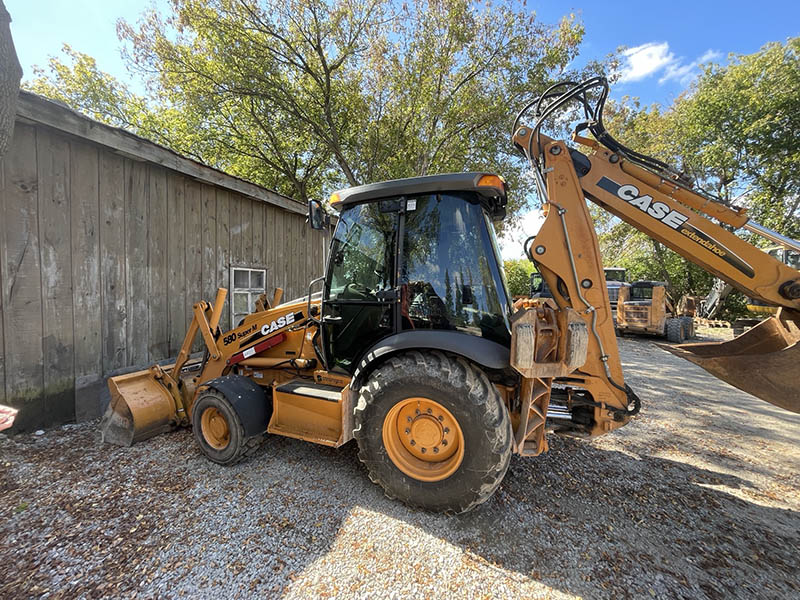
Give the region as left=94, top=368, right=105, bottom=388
left=268, top=379, right=352, bottom=447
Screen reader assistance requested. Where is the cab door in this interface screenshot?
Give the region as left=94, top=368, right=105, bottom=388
left=322, top=201, right=399, bottom=373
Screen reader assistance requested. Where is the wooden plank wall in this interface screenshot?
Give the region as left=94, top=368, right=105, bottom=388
left=0, top=122, right=324, bottom=431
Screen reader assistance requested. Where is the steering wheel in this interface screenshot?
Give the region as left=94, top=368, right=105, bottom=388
left=343, top=281, right=376, bottom=300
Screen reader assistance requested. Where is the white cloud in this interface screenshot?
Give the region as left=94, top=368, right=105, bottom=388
left=659, top=61, right=696, bottom=85
left=617, top=42, right=721, bottom=86
left=699, top=49, right=722, bottom=63
left=618, top=42, right=675, bottom=83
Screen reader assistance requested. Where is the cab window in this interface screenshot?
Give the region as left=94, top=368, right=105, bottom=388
left=630, top=286, right=654, bottom=300
left=400, top=193, right=511, bottom=346
left=328, top=203, right=395, bottom=299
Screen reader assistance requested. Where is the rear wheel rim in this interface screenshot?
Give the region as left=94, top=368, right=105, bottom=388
left=382, top=397, right=465, bottom=482
left=200, top=406, right=230, bottom=450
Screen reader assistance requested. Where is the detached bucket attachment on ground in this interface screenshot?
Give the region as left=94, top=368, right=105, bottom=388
left=100, top=368, right=178, bottom=446
left=662, top=314, right=800, bottom=413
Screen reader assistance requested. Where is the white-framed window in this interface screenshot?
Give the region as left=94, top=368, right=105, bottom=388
left=231, top=267, right=267, bottom=326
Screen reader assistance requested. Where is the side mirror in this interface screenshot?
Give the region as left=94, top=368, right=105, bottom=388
left=307, top=199, right=327, bottom=230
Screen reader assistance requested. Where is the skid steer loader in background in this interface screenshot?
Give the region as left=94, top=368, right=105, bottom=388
left=101, top=77, right=800, bottom=513
left=615, top=280, right=695, bottom=342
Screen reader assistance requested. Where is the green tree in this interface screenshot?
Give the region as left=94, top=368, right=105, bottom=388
left=503, top=258, right=534, bottom=297
left=25, top=45, right=200, bottom=155
left=26, top=0, right=603, bottom=214
left=675, top=38, right=800, bottom=236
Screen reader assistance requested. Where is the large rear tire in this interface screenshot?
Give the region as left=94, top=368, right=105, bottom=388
left=192, top=390, right=264, bottom=466
left=354, top=351, right=512, bottom=514
left=666, top=318, right=686, bottom=343
left=680, top=316, right=695, bottom=339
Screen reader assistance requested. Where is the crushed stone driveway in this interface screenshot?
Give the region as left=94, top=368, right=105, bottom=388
left=1, top=332, right=799, bottom=599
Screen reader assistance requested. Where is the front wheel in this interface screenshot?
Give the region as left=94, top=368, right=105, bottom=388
left=191, top=390, right=264, bottom=465
left=354, top=351, right=512, bottom=513
left=679, top=316, right=695, bottom=339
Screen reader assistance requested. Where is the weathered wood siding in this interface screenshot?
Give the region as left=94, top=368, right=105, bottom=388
left=0, top=116, right=324, bottom=431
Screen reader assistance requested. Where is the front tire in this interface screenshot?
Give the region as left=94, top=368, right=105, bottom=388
left=192, top=389, right=264, bottom=465
left=354, top=351, right=512, bottom=513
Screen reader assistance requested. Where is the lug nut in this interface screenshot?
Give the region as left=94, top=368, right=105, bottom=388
left=410, top=440, right=416, bottom=446
left=407, top=416, right=412, bottom=422
left=443, top=427, right=449, bottom=434
left=421, top=448, right=426, bottom=454
left=405, top=428, right=410, bottom=434
left=427, top=408, right=432, bottom=414
left=415, top=409, right=420, bottom=415
left=438, top=415, right=444, bottom=421
left=433, top=447, right=439, bottom=454
left=442, top=440, right=448, bottom=446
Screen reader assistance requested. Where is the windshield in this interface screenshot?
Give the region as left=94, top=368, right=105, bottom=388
left=630, top=286, right=653, bottom=300
left=328, top=203, right=395, bottom=298
left=604, top=269, right=626, bottom=282
left=400, top=193, right=511, bottom=346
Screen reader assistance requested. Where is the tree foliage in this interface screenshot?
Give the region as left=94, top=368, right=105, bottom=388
left=676, top=38, right=800, bottom=235
left=26, top=45, right=194, bottom=153
left=503, top=258, right=534, bottom=297
left=26, top=0, right=600, bottom=215
left=593, top=38, right=800, bottom=317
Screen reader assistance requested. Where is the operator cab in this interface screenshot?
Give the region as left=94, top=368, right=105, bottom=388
left=626, top=280, right=666, bottom=305
left=603, top=267, right=630, bottom=321
left=322, top=173, right=512, bottom=374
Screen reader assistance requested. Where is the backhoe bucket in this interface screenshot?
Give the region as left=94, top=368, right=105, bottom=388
left=662, top=315, right=800, bottom=413
left=100, top=368, right=178, bottom=446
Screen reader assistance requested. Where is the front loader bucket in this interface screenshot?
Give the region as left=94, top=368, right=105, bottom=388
left=662, top=316, right=800, bottom=413
left=100, top=368, right=178, bottom=446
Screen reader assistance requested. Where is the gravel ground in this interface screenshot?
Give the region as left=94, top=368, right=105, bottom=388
left=1, top=331, right=799, bottom=599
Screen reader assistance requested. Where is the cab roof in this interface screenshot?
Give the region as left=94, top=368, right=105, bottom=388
left=631, top=280, right=667, bottom=288
left=329, top=172, right=508, bottom=220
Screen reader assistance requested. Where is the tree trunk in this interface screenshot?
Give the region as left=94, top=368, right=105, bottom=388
left=0, top=1, right=22, bottom=160
left=651, top=240, right=676, bottom=293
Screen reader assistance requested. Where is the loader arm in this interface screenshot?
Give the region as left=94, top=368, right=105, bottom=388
left=512, top=77, right=800, bottom=412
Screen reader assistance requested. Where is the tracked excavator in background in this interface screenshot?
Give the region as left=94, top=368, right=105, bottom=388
left=101, top=77, right=800, bottom=513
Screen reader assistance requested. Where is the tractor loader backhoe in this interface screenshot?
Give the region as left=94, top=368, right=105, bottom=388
left=101, top=77, right=799, bottom=514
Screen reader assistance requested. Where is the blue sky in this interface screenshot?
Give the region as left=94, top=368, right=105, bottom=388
left=7, top=0, right=798, bottom=256
left=532, top=0, right=799, bottom=106
left=8, top=1, right=797, bottom=107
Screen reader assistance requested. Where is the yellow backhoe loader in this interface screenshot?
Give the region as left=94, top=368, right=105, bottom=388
left=101, top=77, right=800, bottom=513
